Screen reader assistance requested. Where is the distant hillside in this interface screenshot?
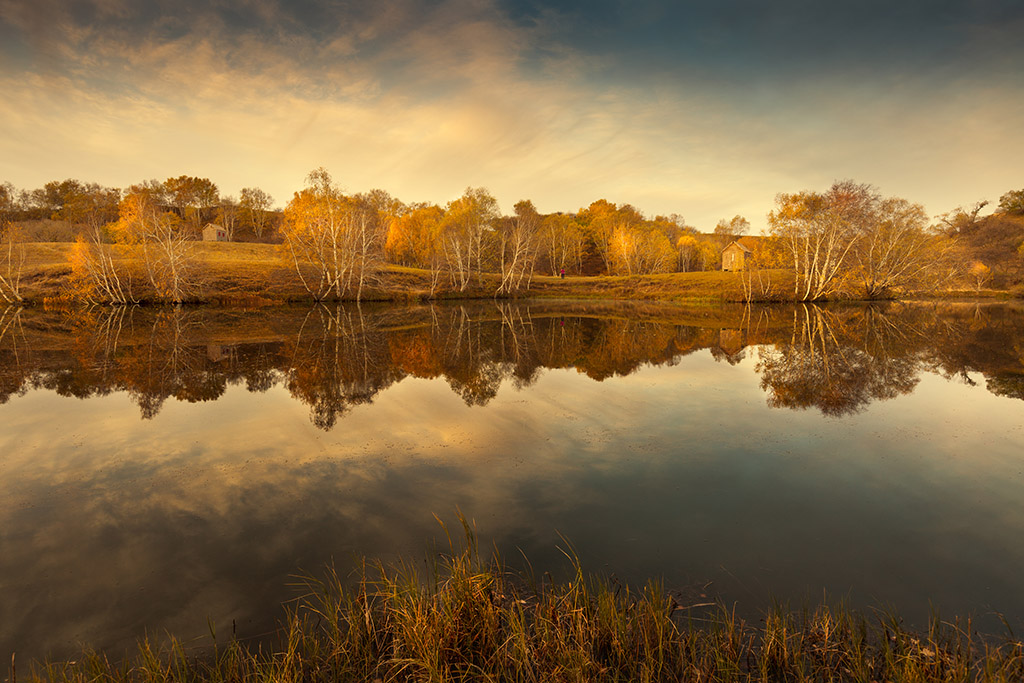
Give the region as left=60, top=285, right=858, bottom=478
left=956, top=212, right=1024, bottom=287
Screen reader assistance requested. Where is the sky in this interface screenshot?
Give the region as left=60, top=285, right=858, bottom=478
left=1, top=0, right=1022, bottom=229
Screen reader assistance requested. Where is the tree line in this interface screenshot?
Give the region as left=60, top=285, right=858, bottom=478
left=2, top=171, right=1022, bottom=303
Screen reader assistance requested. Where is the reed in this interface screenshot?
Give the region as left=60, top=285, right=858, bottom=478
left=18, top=525, right=1024, bottom=682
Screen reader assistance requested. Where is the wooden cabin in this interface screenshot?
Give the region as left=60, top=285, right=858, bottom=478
left=722, top=241, right=752, bottom=271
left=202, top=223, right=227, bottom=242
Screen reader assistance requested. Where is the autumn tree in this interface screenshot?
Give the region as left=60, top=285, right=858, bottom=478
left=937, top=199, right=1024, bottom=287
left=738, top=237, right=789, bottom=302
left=676, top=234, right=700, bottom=272
left=713, top=215, right=750, bottom=244
left=609, top=224, right=674, bottom=275
left=68, top=231, right=138, bottom=304
left=54, top=183, right=121, bottom=234
left=281, top=168, right=386, bottom=301
left=853, top=197, right=935, bottom=298
left=539, top=213, right=585, bottom=275
left=936, top=200, right=989, bottom=236
left=0, top=182, right=17, bottom=224
left=578, top=200, right=643, bottom=273
left=349, top=192, right=390, bottom=299
left=771, top=181, right=968, bottom=300
left=360, top=189, right=405, bottom=236
left=969, top=261, right=992, bottom=292
left=0, top=183, right=22, bottom=303
left=495, top=200, right=541, bottom=294
left=29, top=178, right=86, bottom=219
left=769, top=181, right=878, bottom=301
left=386, top=203, right=446, bottom=293
left=112, top=181, right=201, bottom=302
left=998, top=188, right=1024, bottom=215
left=216, top=196, right=239, bottom=241
left=677, top=234, right=721, bottom=271
left=386, top=203, right=441, bottom=266
left=0, top=222, right=25, bottom=303
left=165, top=175, right=219, bottom=234
left=440, top=187, right=499, bottom=291
left=239, top=187, right=274, bottom=240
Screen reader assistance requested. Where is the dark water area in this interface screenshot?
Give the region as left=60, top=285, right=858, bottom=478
left=1, top=300, right=1023, bottom=664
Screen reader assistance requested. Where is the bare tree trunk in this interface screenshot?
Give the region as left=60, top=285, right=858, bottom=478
left=0, top=226, right=25, bottom=303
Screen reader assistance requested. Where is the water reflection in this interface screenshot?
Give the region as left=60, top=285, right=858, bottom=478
left=2, top=300, right=1024, bottom=663
left=756, top=305, right=924, bottom=416
left=0, top=305, right=28, bottom=404
left=3, top=301, right=1023, bottom=423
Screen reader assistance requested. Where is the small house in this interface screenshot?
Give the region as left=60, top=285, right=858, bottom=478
left=722, top=241, right=752, bottom=272
left=202, top=223, right=228, bottom=242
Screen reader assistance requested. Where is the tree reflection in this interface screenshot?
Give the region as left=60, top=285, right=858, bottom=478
left=4, top=301, right=1024, bottom=427
left=755, top=304, right=927, bottom=416
left=283, top=304, right=397, bottom=429
left=0, top=306, right=30, bottom=405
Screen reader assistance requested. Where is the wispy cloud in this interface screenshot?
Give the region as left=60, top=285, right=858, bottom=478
left=1, top=0, right=1022, bottom=226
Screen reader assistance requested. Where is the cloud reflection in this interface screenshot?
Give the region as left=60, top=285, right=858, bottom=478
left=2, top=301, right=1024, bottom=662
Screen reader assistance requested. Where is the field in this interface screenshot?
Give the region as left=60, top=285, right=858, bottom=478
left=7, top=241, right=799, bottom=305
left=4, top=241, right=1009, bottom=305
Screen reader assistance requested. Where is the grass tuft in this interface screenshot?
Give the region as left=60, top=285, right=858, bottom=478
left=19, top=521, right=1024, bottom=682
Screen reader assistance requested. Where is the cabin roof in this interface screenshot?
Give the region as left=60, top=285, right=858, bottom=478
left=724, top=240, right=752, bottom=253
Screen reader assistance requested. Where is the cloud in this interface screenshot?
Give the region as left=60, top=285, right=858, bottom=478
left=0, top=0, right=1022, bottom=226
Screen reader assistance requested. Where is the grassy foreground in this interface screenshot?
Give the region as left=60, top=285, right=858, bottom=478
left=22, top=527, right=1024, bottom=683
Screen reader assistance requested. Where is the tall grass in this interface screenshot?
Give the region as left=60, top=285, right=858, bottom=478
left=18, top=523, right=1024, bottom=682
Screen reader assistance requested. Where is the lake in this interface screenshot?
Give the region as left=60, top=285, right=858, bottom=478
left=1, top=300, right=1022, bottom=663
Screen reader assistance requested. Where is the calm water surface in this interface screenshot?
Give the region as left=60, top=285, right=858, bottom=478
left=1, top=300, right=1022, bottom=662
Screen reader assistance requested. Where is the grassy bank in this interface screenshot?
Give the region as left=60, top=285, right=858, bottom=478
left=8, top=241, right=1014, bottom=306
left=22, top=529, right=1024, bottom=683
left=6, top=242, right=792, bottom=305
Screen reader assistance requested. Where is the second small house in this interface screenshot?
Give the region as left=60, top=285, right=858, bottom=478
left=202, top=223, right=228, bottom=242
left=722, top=240, right=752, bottom=272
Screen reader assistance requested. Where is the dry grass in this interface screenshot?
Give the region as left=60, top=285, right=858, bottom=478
left=19, top=523, right=1024, bottom=683
left=530, top=269, right=796, bottom=303
left=8, top=242, right=1002, bottom=305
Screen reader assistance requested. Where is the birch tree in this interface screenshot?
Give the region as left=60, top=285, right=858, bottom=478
left=240, top=187, right=274, bottom=239
left=0, top=184, right=21, bottom=302
left=609, top=224, right=674, bottom=275
left=440, top=188, right=499, bottom=291
left=772, top=181, right=956, bottom=300
left=540, top=213, right=585, bottom=275
left=216, top=196, right=240, bottom=241
left=768, top=181, right=877, bottom=301
left=853, top=197, right=933, bottom=298
left=281, top=169, right=386, bottom=301
left=67, top=232, right=138, bottom=304
left=113, top=181, right=201, bottom=303
left=496, top=200, right=541, bottom=295
left=0, top=223, right=25, bottom=304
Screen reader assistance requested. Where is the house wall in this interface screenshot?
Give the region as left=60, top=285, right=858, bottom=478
left=723, top=248, right=751, bottom=272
